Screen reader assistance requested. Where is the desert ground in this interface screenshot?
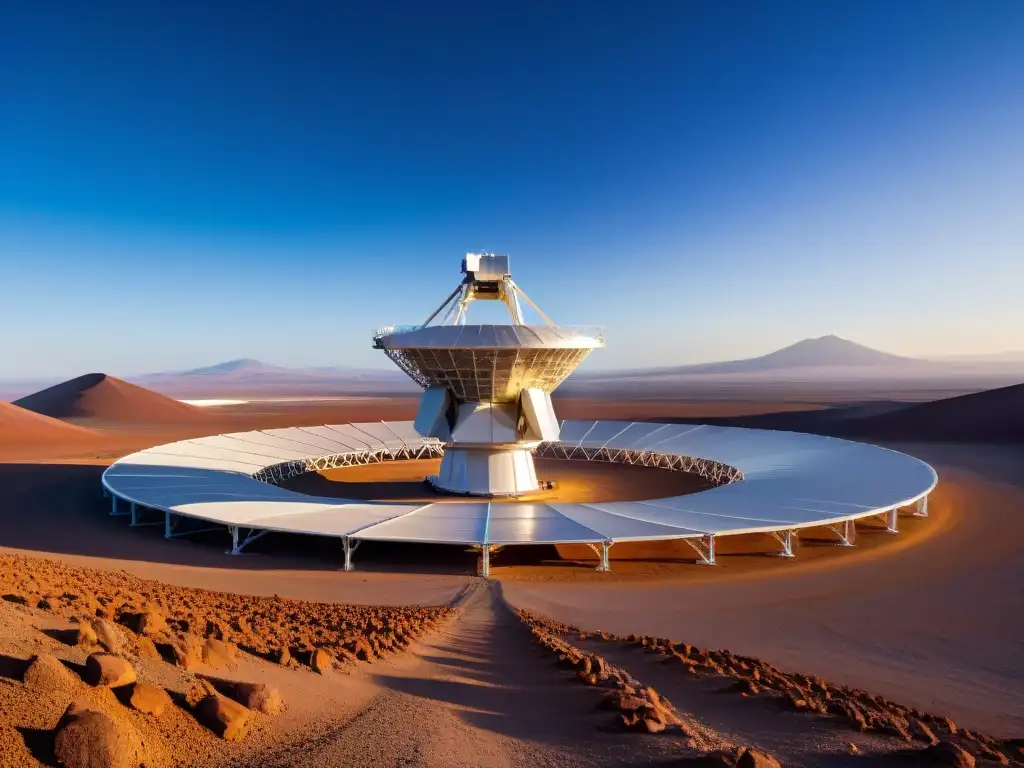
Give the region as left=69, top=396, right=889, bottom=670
left=0, top=374, right=1020, bottom=766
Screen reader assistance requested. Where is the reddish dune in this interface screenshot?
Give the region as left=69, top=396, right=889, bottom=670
left=0, top=402, right=97, bottom=446
left=13, top=373, right=206, bottom=424
left=853, top=382, right=1024, bottom=442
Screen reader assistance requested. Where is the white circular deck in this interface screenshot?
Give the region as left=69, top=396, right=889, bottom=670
left=100, top=420, right=937, bottom=565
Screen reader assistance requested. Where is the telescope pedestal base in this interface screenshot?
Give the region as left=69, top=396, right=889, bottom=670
left=430, top=446, right=539, bottom=497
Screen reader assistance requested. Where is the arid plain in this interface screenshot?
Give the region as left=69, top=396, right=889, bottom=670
left=0, top=373, right=1020, bottom=767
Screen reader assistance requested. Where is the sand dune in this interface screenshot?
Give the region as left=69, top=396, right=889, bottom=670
left=14, top=373, right=206, bottom=424
left=0, top=402, right=97, bottom=447
left=851, top=381, right=1024, bottom=442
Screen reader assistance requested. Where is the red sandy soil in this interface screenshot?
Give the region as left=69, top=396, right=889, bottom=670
left=13, top=374, right=207, bottom=425
left=0, top=389, right=1021, bottom=763
left=0, top=403, right=98, bottom=449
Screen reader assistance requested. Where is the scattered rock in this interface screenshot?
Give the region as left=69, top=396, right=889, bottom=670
left=171, top=634, right=204, bottom=669
left=202, top=637, right=238, bottom=668
left=86, top=618, right=123, bottom=654
left=273, top=646, right=292, bottom=666
left=75, top=622, right=99, bottom=649
left=53, top=700, right=145, bottom=768
left=1, top=593, right=28, bottom=605
left=310, top=648, right=333, bottom=674
left=128, top=682, right=171, bottom=716
left=124, top=610, right=168, bottom=637
left=135, top=636, right=160, bottom=659
left=911, top=717, right=940, bottom=745
left=23, top=654, right=77, bottom=691
left=919, top=741, right=975, bottom=768
left=226, top=682, right=283, bottom=715
left=195, top=693, right=252, bottom=741
left=848, top=743, right=861, bottom=755
left=737, top=748, right=783, bottom=768
left=184, top=679, right=218, bottom=708
left=84, top=654, right=136, bottom=688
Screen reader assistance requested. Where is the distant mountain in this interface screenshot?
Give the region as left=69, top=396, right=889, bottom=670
left=581, top=336, right=926, bottom=380
left=131, top=358, right=415, bottom=397
left=14, top=373, right=207, bottom=424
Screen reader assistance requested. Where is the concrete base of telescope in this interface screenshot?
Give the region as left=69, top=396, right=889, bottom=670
left=429, top=445, right=540, bottom=497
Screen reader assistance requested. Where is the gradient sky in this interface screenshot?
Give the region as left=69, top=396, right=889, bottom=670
left=1, top=1, right=1022, bottom=378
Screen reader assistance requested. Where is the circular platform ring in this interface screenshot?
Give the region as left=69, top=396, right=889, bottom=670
left=101, top=420, right=936, bottom=565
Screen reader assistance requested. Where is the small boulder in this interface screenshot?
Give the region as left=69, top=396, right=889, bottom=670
left=23, top=654, right=77, bottom=691
left=135, top=636, right=160, bottom=659
left=128, top=682, right=171, bottom=716
left=87, top=618, right=123, bottom=654
left=202, top=638, right=238, bottom=668
left=921, top=741, right=975, bottom=768
left=227, top=682, right=283, bottom=715
left=171, top=634, right=204, bottom=669
left=53, top=700, right=145, bottom=768
left=311, top=648, right=333, bottom=674
left=185, top=679, right=218, bottom=708
left=84, top=654, right=136, bottom=688
left=195, top=693, right=252, bottom=741
left=124, top=610, right=168, bottom=637
left=75, top=622, right=99, bottom=649
left=736, top=748, right=783, bottom=768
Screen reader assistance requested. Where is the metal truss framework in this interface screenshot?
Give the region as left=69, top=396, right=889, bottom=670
left=534, top=443, right=744, bottom=486
left=254, top=442, right=445, bottom=485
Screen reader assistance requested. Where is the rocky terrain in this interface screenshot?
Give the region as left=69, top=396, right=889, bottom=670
left=516, top=609, right=1023, bottom=768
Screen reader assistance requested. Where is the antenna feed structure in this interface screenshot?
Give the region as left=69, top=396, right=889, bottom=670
left=373, top=253, right=603, bottom=497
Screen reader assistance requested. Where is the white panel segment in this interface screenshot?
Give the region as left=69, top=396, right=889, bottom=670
left=186, top=435, right=310, bottom=463
left=322, top=424, right=384, bottom=449
left=261, top=427, right=361, bottom=453
left=549, top=503, right=706, bottom=541
left=414, top=386, right=452, bottom=440
left=215, top=431, right=334, bottom=459
left=520, top=388, right=559, bottom=441
left=555, top=420, right=599, bottom=444
left=485, top=504, right=604, bottom=544
left=356, top=502, right=489, bottom=544
left=240, top=502, right=426, bottom=536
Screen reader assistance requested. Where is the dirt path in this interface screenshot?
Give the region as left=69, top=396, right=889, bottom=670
left=233, top=581, right=691, bottom=768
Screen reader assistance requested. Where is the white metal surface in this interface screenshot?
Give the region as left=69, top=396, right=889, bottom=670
left=102, top=421, right=937, bottom=557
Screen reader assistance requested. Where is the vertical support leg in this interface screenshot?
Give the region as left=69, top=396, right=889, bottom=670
left=481, top=545, right=491, bottom=578
left=915, top=496, right=929, bottom=517
left=129, top=503, right=137, bottom=526
left=164, top=511, right=172, bottom=539
left=706, top=534, right=716, bottom=565
left=771, top=529, right=795, bottom=558
left=343, top=536, right=358, bottom=572
left=886, top=508, right=899, bottom=534
left=595, top=541, right=612, bottom=572
left=110, top=495, right=118, bottom=516
left=229, top=526, right=240, bottom=555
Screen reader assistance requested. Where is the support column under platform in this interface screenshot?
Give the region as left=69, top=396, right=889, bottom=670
left=586, top=541, right=613, bottom=572
left=430, top=445, right=539, bottom=497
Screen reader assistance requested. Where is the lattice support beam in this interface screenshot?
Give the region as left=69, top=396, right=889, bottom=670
left=828, top=519, right=856, bottom=547
left=684, top=535, right=716, bottom=565
left=534, top=443, right=743, bottom=487
left=343, top=536, right=361, bottom=572
left=769, top=529, right=796, bottom=558
left=480, top=545, right=491, bottom=578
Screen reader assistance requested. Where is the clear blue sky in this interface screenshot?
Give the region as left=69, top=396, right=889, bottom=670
left=1, top=1, right=1022, bottom=377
